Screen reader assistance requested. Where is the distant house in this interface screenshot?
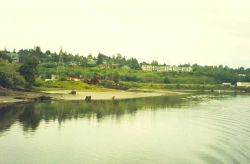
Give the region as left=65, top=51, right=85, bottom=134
left=238, top=74, right=246, bottom=77
left=222, top=83, right=232, bottom=87
left=45, top=74, right=59, bottom=81
left=237, top=82, right=250, bottom=87
left=141, top=64, right=153, bottom=71
left=6, top=52, right=19, bottom=62
left=141, top=64, right=192, bottom=72
left=51, top=74, right=59, bottom=80
left=157, top=65, right=166, bottom=72
left=99, top=62, right=121, bottom=69
left=179, top=66, right=192, bottom=72
left=99, top=61, right=111, bottom=69
left=68, top=62, right=78, bottom=67
left=87, top=58, right=96, bottom=65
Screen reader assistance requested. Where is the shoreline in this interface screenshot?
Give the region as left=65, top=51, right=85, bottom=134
left=1, top=88, right=248, bottom=105
left=0, top=89, right=187, bottom=104
left=43, top=89, right=187, bottom=101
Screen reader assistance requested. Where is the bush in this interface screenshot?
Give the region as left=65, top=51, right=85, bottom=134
left=121, top=75, right=139, bottom=82
left=163, top=76, right=171, bottom=83
left=0, top=59, right=25, bottom=88
left=0, top=70, right=25, bottom=88
left=112, top=71, right=120, bottom=83
left=99, top=80, right=128, bottom=90
left=99, top=80, right=115, bottom=88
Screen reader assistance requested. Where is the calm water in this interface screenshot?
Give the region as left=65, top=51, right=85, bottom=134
left=0, top=94, right=250, bottom=164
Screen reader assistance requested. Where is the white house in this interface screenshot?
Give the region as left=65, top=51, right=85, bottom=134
left=45, top=74, right=59, bottom=81
left=141, top=64, right=192, bottom=72
left=222, top=83, right=232, bottom=87
left=237, top=82, right=250, bottom=87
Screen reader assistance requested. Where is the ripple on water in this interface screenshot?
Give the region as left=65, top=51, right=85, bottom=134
left=1, top=94, right=250, bottom=164
left=182, top=96, right=250, bottom=164
left=195, top=152, right=224, bottom=164
left=205, top=144, right=240, bottom=164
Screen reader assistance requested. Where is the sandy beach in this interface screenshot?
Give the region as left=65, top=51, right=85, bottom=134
left=43, top=89, right=183, bottom=101
left=0, top=96, right=28, bottom=104
left=0, top=89, right=186, bottom=104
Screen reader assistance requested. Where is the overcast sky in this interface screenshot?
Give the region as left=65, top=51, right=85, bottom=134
left=0, top=0, right=250, bottom=67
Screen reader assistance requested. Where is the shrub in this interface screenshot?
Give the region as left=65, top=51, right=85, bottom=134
left=0, top=59, right=25, bottom=88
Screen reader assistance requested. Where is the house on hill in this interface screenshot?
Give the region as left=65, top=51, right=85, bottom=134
left=7, top=52, right=19, bottom=62
left=237, top=82, right=250, bottom=87
left=222, top=83, right=233, bottom=87
left=141, top=64, right=192, bottom=72
left=45, top=74, right=59, bottom=81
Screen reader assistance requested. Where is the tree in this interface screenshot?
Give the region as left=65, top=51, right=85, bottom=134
left=151, top=60, right=158, bottom=66
left=34, top=46, right=42, bottom=54
left=0, top=59, right=25, bottom=88
left=126, top=58, right=141, bottom=70
left=19, top=55, right=39, bottom=87
left=112, top=71, right=120, bottom=83
left=163, top=76, right=171, bottom=83
left=97, top=53, right=106, bottom=65
left=115, top=53, right=126, bottom=65
left=0, top=51, right=12, bottom=62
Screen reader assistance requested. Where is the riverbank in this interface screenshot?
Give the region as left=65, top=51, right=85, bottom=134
left=1, top=87, right=248, bottom=104
left=43, top=89, right=186, bottom=101
left=0, top=88, right=187, bottom=104
left=0, top=88, right=50, bottom=104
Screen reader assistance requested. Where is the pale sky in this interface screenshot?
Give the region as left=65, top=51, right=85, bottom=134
left=0, top=0, right=250, bottom=67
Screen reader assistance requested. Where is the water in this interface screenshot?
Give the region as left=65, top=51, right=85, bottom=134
left=0, top=94, right=250, bottom=164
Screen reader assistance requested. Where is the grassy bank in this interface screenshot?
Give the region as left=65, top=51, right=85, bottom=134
left=34, top=80, right=246, bottom=92
left=35, top=80, right=222, bottom=91
left=34, top=80, right=110, bottom=91
left=99, top=80, right=236, bottom=91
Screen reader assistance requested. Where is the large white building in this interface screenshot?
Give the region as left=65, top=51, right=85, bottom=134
left=141, top=64, right=192, bottom=72
left=237, top=82, right=250, bottom=87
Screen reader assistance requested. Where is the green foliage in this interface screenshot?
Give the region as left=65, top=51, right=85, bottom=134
left=14, top=47, right=250, bottom=85
left=0, top=51, right=12, bottom=62
left=96, top=53, right=110, bottom=65
left=163, top=76, right=171, bottom=83
left=119, top=81, right=226, bottom=90
left=19, top=55, right=39, bottom=87
left=151, top=60, right=158, bottom=66
left=41, top=62, right=57, bottom=68
left=1, top=47, right=250, bottom=91
left=37, top=63, right=250, bottom=91
left=112, top=71, right=120, bottom=83
left=38, top=81, right=101, bottom=91
left=99, top=80, right=115, bottom=88
left=121, top=74, right=139, bottom=82
left=126, top=58, right=140, bottom=70
left=99, top=80, right=129, bottom=90
left=0, top=59, right=25, bottom=88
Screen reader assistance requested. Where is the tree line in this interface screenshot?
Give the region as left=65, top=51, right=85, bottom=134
left=0, top=46, right=250, bottom=89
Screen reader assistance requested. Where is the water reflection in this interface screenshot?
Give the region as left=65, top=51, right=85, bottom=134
left=0, top=96, right=189, bottom=133
left=1, top=94, right=250, bottom=164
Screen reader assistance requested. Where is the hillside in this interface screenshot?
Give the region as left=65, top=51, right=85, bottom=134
left=0, top=47, right=250, bottom=91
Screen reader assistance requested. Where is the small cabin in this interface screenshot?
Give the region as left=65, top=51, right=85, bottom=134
left=45, top=74, right=59, bottom=81
left=222, top=83, right=232, bottom=87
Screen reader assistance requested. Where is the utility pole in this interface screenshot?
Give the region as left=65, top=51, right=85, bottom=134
left=57, top=47, right=65, bottom=74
